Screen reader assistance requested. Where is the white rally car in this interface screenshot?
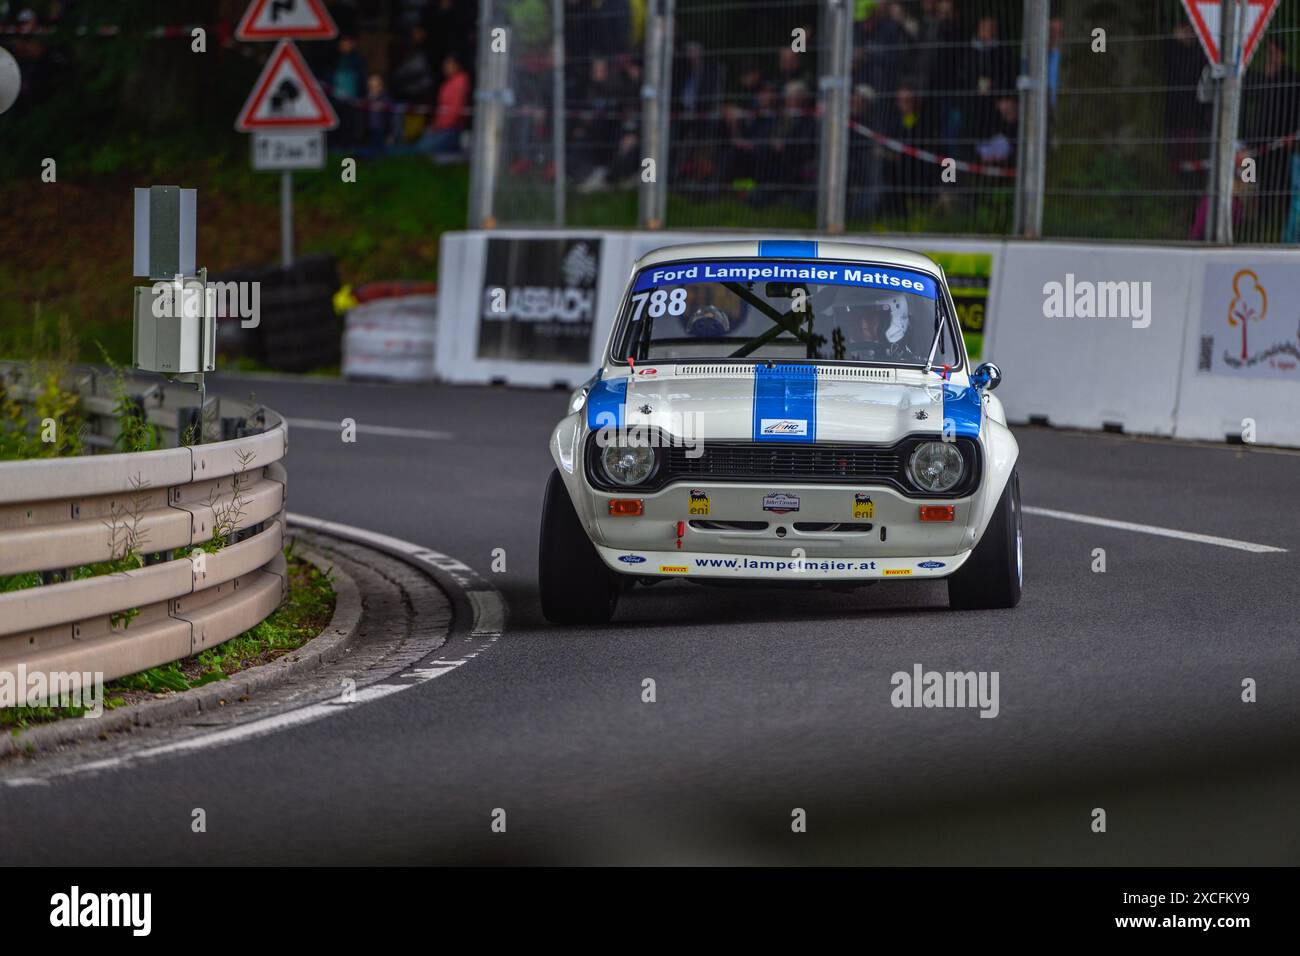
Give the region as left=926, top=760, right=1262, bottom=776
left=539, top=240, right=1021, bottom=624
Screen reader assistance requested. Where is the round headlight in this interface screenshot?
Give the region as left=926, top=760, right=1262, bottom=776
left=908, top=441, right=965, bottom=494
left=600, top=443, right=657, bottom=486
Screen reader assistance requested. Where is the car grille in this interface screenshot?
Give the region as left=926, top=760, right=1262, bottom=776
left=663, top=443, right=903, bottom=484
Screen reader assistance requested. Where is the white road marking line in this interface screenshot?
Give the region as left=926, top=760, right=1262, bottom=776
left=1023, top=506, right=1288, bottom=554
left=286, top=418, right=452, bottom=441
left=2, top=516, right=506, bottom=786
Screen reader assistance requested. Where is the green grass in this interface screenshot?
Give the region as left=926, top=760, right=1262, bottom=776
left=0, top=154, right=469, bottom=366
left=2, top=550, right=335, bottom=731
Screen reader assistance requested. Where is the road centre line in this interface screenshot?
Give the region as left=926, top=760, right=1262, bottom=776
left=286, top=418, right=452, bottom=440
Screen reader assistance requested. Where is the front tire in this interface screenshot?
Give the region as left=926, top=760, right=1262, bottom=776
left=539, top=469, right=622, bottom=624
left=947, top=470, right=1023, bottom=610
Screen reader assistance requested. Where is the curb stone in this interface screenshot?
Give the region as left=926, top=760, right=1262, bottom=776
left=3, top=537, right=362, bottom=757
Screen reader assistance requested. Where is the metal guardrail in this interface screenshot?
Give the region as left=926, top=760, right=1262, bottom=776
left=0, top=362, right=288, bottom=685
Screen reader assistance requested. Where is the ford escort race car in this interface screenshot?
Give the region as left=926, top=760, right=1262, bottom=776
left=539, top=240, right=1021, bottom=624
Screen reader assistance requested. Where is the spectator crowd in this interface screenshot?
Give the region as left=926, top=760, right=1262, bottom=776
left=2, top=0, right=1297, bottom=239
left=321, top=0, right=477, bottom=159
left=553, top=0, right=1030, bottom=220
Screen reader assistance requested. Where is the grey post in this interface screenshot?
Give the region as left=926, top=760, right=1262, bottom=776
left=639, top=0, right=674, bottom=229
left=817, top=0, right=852, bottom=234
left=1210, top=0, right=1244, bottom=244
left=469, top=8, right=510, bottom=228
left=280, top=170, right=294, bottom=268
left=552, top=0, right=566, bottom=226
left=1014, top=0, right=1049, bottom=238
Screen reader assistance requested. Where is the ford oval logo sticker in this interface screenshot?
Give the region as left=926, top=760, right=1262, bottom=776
left=918, top=561, right=945, bottom=569
left=618, top=554, right=647, bottom=564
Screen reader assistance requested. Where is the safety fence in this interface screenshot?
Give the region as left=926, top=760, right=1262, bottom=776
left=468, top=0, right=1300, bottom=245
left=0, top=364, right=288, bottom=691
left=436, top=228, right=1300, bottom=448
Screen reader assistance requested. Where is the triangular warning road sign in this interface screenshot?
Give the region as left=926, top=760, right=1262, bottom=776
left=1181, top=0, right=1281, bottom=69
left=236, top=0, right=337, bottom=41
left=236, top=40, right=338, bottom=131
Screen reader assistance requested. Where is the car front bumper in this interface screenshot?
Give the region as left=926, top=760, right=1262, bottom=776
left=582, top=481, right=982, bottom=579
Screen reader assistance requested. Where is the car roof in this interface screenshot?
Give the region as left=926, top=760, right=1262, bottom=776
left=631, top=239, right=944, bottom=275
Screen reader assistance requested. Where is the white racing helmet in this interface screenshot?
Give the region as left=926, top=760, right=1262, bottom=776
left=845, top=293, right=910, bottom=344
left=880, top=292, right=910, bottom=344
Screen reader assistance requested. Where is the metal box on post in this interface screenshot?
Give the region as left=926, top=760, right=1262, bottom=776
left=132, top=269, right=216, bottom=374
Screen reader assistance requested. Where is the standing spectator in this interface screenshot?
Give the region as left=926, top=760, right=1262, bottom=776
left=574, top=56, right=623, bottom=191
left=723, top=64, right=769, bottom=188
left=421, top=52, right=471, bottom=159
left=673, top=41, right=726, bottom=184
left=874, top=84, right=937, bottom=217
left=777, top=45, right=811, bottom=91
left=917, top=0, right=961, bottom=145
left=848, top=84, right=885, bottom=221
left=363, top=73, right=395, bottom=155
left=962, top=16, right=1015, bottom=144
left=1244, top=38, right=1300, bottom=240
left=858, top=1, right=913, bottom=98
left=759, top=80, right=816, bottom=208
left=1165, top=21, right=1213, bottom=230
left=391, top=24, right=436, bottom=142
left=1047, top=17, right=1063, bottom=116
left=329, top=35, right=367, bottom=146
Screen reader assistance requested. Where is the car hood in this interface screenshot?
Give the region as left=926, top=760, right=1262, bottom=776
left=587, top=364, right=976, bottom=444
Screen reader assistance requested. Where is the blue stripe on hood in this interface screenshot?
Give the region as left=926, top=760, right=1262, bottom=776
left=586, top=377, right=626, bottom=430
left=753, top=364, right=817, bottom=443
left=941, top=384, right=982, bottom=439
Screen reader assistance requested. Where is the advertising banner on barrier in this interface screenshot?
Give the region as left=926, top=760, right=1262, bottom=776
left=477, top=237, right=602, bottom=364
left=923, top=250, right=993, bottom=360
left=1196, top=261, right=1300, bottom=380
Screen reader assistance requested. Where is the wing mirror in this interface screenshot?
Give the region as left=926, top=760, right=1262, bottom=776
left=971, top=362, right=1002, bottom=391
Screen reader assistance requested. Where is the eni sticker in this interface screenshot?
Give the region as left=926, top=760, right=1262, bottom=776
left=853, top=493, right=874, bottom=519
left=659, top=565, right=688, bottom=574
left=883, top=568, right=912, bottom=576
left=688, top=489, right=711, bottom=516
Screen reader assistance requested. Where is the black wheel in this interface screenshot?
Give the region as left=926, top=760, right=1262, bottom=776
left=539, top=469, right=622, bottom=624
left=947, top=470, right=1023, bottom=610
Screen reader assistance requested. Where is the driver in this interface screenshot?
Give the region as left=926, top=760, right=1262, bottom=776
left=843, top=293, right=915, bottom=362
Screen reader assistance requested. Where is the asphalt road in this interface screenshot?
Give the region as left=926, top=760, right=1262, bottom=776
left=2, top=374, right=1298, bottom=864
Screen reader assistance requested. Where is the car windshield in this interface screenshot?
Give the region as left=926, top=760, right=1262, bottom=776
left=613, top=258, right=961, bottom=368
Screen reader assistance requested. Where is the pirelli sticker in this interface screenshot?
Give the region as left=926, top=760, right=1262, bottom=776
left=659, top=565, right=688, bottom=574
left=853, top=493, right=874, bottom=520
left=688, top=489, right=711, bottom=516
left=883, top=568, right=912, bottom=576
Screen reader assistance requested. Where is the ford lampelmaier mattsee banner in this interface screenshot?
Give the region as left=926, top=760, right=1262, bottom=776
left=477, top=237, right=602, bottom=364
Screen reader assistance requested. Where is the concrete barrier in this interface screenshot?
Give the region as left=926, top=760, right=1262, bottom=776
left=436, top=230, right=1300, bottom=447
